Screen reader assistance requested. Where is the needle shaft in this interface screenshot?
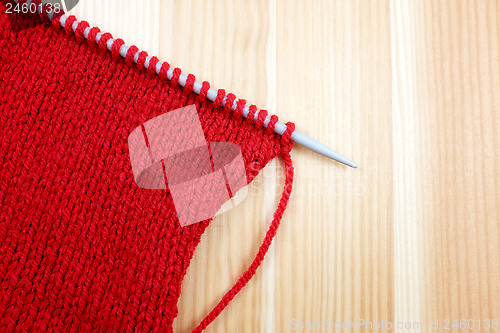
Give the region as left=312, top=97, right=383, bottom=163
left=55, top=12, right=358, bottom=168
left=290, top=130, right=358, bottom=168
left=60, top=0, right=68, bottom=13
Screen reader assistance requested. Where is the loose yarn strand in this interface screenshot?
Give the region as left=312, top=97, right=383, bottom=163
left=192, top=149, right=294, bottom=333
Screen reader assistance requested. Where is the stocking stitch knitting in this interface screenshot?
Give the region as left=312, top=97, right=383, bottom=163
left=0, top=1, right=294, bottom=332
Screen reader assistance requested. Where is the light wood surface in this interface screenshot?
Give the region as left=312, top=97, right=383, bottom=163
left=70, top=1, right=500, bottom=332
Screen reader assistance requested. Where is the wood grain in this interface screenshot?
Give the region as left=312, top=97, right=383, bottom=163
left=275, top=1, right=393, bottom=332
left=70, top=1, right=500, bottom=332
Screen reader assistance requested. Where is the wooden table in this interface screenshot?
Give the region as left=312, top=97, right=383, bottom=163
left=71, top=1, right=500, bottom=332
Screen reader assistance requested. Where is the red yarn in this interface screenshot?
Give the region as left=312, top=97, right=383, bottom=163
left=158, top=62, right=171, bottom=81
left=111, top=38, right=125, bottom=59
left=266, top=114, right=280, bottom=134
left=87, top=26, right=101, bottom=46
left=0, top=3, right=295, bottom=332
left=235, top=98, right=246, bottom=118
left=170, top=67, right=182, bottom=87
left=63, top=15, right=76, bottom=34
left=74, top=20, right=89, bottom=41
left=224, top=93, right=237, bottom=112
left=136, top=51, right=148, bottom=69
left=183, top=74, right=196, bottom=94
left=192, top=150, right=294, bottom=333
left=247, top=104, right=258, bottom=123
left=213, top=89, right=225, bottom=108
left=125, top=45, right=139, bottom=67
left=256, top=109, right=269, bottom=128
left=147, top=56, right=160, bottom=76
left=197, top=81, right=211, bottom=101
left=97, top=32, right=113, bottom=51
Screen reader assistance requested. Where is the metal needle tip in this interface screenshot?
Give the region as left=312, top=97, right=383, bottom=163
left=290, top=130, right=358, bottom=168
left=236, top=109, right=357, bottom=168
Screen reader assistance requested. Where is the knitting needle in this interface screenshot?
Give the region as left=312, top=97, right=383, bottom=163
left=289, top=130, right=358, bottom=168
left=60, top=0, right=68, bottom=13
left=200, top=82, right=358, bottom=168
left=52, top=11, right=358, bottom=168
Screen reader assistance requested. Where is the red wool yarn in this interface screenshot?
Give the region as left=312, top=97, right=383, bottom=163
left=0, top=2, right=294, bottom=332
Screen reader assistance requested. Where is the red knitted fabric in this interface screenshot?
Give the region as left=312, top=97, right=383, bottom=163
left=0, top=2, right=294, bottom=332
